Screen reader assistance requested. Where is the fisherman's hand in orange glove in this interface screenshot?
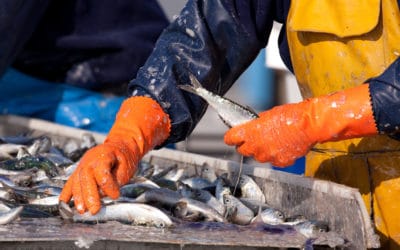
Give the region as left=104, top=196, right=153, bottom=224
left=224, top=84, right=378, bottom=167
left=59, top=96, right=171, bottom=214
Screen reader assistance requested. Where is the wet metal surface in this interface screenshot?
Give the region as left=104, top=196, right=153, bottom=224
left=0, top=217, right=344, bottom=249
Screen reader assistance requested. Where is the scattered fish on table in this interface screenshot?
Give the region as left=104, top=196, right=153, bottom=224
left=0, top=130, right=339, bottom=249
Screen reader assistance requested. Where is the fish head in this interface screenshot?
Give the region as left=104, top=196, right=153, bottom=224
left=173, top=201, right=188, bottom=218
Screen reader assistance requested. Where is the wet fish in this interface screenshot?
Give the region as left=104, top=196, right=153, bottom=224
left=178, top=72, right=258, bottom=127
left=0, top=144, right=27, bottom=159
left=0, top=205, right=23, bottom=225
left=134, top=188, right=183, bottom=208
left=293, top=220, right=330, bottom=238
left=181, top=176, right=214, bottom=190
left=200, top=163, right=217, bottom=183
left=284, top=214, right=308, bottom=225
left=136, top=161, right=155, bottom=178
left=223, top=194, right=254, bottom=225
left=237, top=174, right=266, bottom=203
left=120, top=177, right=160, bottom=198
left=69, top=203, right=173, bottom=228
left=258, top=207, right=285, bottom=225
left=215, top=174, right=232, bottom=204
left=0, top=156, right=59, bottom=178
left=174, top=198, right=226, bottom=223
left=177, top=183, right=225, bottom=216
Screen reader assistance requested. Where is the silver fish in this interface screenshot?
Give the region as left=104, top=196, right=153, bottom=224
left=200, top=163, right=217, bottom=183
left=174, top=198, right=226, bottom=223
left=293, top=220, right=329, bottom=238
left=215, top=174, right=231, bottom=204
left=178, top=72, right=258, bottom=127
left=284, top=214, right=308, bottom=226
left=259, top=207, right=285, bottom=225
left=239, top=198, right=274, bottom=214
left=0, top=205, right=23, bottom=225
left=120, top=177, right=160, bottom=198
left=0, top=144, right=27, bottom=159
left=134, top=188, right=183, bottom=207
left=223, top=194, right=254, bottom=225
left=237, top=175, right=266, bottom=203
left=177, top=183, right=225, bottom=216
left=70, top=203, right=173, bottom=228
left=181, top=177, right=214, bottom=190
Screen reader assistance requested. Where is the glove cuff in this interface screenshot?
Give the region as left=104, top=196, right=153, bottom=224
left=307, top=84, right=378, bottom=143
left=105, top=96, right=171, bottom=155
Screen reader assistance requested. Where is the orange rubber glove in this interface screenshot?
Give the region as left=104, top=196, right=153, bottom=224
left=224, top=84, right=378, bottom=167
left=59, top=96, right=170, bottom=214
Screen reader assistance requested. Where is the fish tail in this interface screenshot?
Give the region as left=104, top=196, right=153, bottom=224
left=177, top=84, right=198, bottom=94
left=177, top=72, right=203, bottom=94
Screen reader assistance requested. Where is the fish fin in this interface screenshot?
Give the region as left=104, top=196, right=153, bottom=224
left=218, top=114, right=233, bottom=128
left=177, top=71, right=202, bottom=93
left=177, top=84, right=198, bottom=94
left=245, top=105, right=259, bottom=118
left=188, top=71, right=202, bottom=88
left=0, top=181, right=13, bottom=191
left=58, top=201, right=74, bottom=220
left=250, top=203, right=264, bottom=224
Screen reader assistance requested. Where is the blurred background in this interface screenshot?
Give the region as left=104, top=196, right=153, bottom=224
left=158, top=1, right=304, bottom=175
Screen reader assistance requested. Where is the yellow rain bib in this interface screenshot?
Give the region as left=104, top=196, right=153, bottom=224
left=287, top=0, right=400, bottom=248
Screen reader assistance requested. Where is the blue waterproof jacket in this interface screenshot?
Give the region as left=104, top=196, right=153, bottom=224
left=0, top=0, right=169, bottom=90
left=0, top=0, right=169, bottom=133
left=129, top=0, right=400, bottom=144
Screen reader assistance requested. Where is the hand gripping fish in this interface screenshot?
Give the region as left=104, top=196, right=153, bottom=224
left=178, top=73, right=259, bottom=128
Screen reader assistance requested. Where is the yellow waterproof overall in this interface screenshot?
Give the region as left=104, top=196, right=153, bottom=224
left=287, top=0, right=400, bottom=248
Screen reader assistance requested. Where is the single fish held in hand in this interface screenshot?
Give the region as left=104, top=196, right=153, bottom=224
left=178, top=72, right=258, bottom=127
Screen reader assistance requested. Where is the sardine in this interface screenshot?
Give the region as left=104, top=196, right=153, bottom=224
left=177, top=182, right=225, bottom=216
left=120, top=177, right=160, bottom=198
left=237, top=175, right=266, bottom=203
left=259, top=207, right=285, bottom=225
left=223, top=194, right=254, bottom=225
left=200, top=163, right=217, bottom=183
left=136, top=161, right=155, bottom=178
left=174, top=198, right=226, bottom=223
left=70, top=203, right=173, bottom=228
left=134, top=188, right=183, bottom=208
left=215, top=174, right=232, bottom=204
left=293, top=220, right=329, bottom=238
left=181, top=177, right=214, bottom=190
left=178, top=72, right=258, bottom=127
left=0, top=205, right=23, bottom=225
left=0, top=144, right=27, bottom=159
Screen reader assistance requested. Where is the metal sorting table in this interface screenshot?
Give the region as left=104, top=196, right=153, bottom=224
left=0, top=115, right=380, bottom=249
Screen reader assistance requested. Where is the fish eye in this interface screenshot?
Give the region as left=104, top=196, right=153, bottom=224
left=319, top=228, right=326, bottom=233
left=277, top=212, right=284, bottom=218
left=156, top=222, right=165, bottom=228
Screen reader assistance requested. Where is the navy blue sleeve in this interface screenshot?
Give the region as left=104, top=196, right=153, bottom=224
left=129, top=0, right=282, bottom=144
left=369, top=58, right=400, bottom=139
left=0, top=0, right=49, bottom=77
left=13, top=0, right=169, bottom=90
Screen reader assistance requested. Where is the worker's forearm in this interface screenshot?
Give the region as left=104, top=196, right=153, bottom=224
left=128, top=0, right=276, bottom=145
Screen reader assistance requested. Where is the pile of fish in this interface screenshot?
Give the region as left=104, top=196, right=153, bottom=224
left=0, top=132, right=94, bottom=221
left=0, top=131, right=330, bottom=240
